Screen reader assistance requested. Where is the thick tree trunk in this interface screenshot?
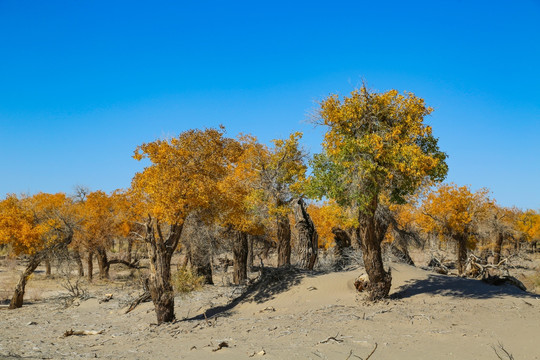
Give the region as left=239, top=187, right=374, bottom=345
left=456, top=237, right=467, bottom=276
left=96, top=247, right=110, bottom=279
left=74, top=251, right=84, bottom=277
left=277, top=215, right=291, bottom=267
left=332, top=227, right=351, bottom=269
left=9, top=255, right=42, bottom=309
left=293, top=198, right=318, bottom=270
left=233, top=231, right=248, bottom=285
left=145, top=220, right=183, bottom=324
left=247, top=234, right=254, bottom=271
left=493, top=232, right=504, bottom=264
left=358, top=198, right=391, bottom=300
left=87, top=252, right=94, bottom=282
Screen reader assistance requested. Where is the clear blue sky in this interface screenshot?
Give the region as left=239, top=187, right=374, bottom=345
left=0, top=0, right=538, bottom=209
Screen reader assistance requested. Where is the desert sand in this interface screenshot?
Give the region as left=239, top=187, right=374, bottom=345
left=1, top=259, right=539, bottom=359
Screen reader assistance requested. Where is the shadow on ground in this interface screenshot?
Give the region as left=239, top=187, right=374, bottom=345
left=184, top=266, right=312, bottom=321
left=393, top=273, right=537, bottom=300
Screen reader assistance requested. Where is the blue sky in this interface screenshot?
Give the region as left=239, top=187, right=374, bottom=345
left=0, top=0, right=538, bottom=209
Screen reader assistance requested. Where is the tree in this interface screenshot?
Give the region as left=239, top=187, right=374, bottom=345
left=0, top=193, right=76, bottom=308
left=419, top=184, right=490, bottom=275
left=216, top=135, right=265, bottom=284
left=131, top=127, right=233, bottom=324
left=309, top=85, right=447, bottom=299
left=517, top=209, right=540, bottom=251
left=255, top=132, right=307, bottom=266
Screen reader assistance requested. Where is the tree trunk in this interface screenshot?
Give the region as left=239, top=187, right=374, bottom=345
left=293, top=198, right=318, bottom=270
left=390, top=244, right=415, bottom=266
left=126, top=239, right=133, bottom=263
left=190, top=240, right=213, bottom=285
left=145, top=220, right=183, bottom=324
left=96, top=247, right=110, bottom=279
left=493, top=232, right=504, bottom=264
left=9, top=255, right=42, bottom=309
left=233, top=230, right=248, bottom=285
left=87, top=252, right=94, bottom=282
left=456, top=237, right=467, bottom=276
left=74, top=250, right=84, bottom=277
left=44, top=256, right=51, bottom=277
left=348, top=227, right=361, bottom=250
left=358, top=198, right=392, bottom=300
left=332, top=227, right=351, bottom=269
left=277, top=215, right=291, bottom=267
left=247, top=234, right=254, bottom=271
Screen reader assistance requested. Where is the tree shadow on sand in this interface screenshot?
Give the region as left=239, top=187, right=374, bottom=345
left=393, top=272, right=537, bottom=300
left=183, top=266, right=311, bottom=321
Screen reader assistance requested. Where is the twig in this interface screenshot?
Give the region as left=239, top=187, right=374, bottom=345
left=365, top=343, right=378, bottom=360
left=491, top=342, right=514, bottom=360
left=319, top=332, right=344, bottom=344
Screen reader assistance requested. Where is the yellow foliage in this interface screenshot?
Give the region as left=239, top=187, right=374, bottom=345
left=0, top=193, right=73, bottom=255
left=308, top=201, right=356, bottom=249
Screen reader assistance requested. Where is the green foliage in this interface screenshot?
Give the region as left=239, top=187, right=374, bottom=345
left=308, top=85, right=448, bottom=213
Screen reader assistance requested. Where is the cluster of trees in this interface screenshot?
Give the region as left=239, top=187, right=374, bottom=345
left=1, top=85, right=538, bottom=323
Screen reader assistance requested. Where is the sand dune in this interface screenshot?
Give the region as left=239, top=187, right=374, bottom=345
left=1, top=262, right=539, bottom=359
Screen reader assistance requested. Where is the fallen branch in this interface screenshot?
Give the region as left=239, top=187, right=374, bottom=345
left=63, top=329, right=104, bottom=337
left=319, top=332, right=344, bottom=344
left=364, top=343, right=378, bottom=360
left=125, top=291, right=151, bottom=314
left=212, top=341, right=229, bottom=352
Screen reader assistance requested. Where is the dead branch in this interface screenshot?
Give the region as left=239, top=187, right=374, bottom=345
left=212, top=341, right=229, bottom=352
left=364, top=343, right=378, bottom=360
left=63, top=329, right=104, bottom=337
left=319, top=332, right=344, bottom=344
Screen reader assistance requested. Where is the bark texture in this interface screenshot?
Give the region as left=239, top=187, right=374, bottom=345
left=74, top=250, right=84, bottom=277
left=96, top=247, right=110, bottom=279
left=358, top=198, right=392, bottom=300
left=332, top=227, right=351, bottom=269
left=456, top=237, right=468, bottom=276
left=493, top=232, right=504, bottom=264
left=144, top=218, right=183, bottom=324
left=293, top=198, right=318, bottom=270
left=9, top=255, right=42, bottom=309
left=277, top=215, right=291, bottom=267
left=87, top=252, right=94, bottom=282
left=233, top=230, right=248, bottom=285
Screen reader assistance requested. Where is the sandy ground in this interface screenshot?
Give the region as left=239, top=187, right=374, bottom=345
left=1, top=258, right=540, bottom=360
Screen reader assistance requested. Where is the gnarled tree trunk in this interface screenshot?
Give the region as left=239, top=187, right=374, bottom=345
left=332, top=227, right=351, bottom=269
left=358, top=198, right=391, bottom=300
left=277, top=215, right=291, bottom=267
left=493, top=232, right=504, bottom=264
left=233, top=230, right=248, bottom=285
left=87, top=251, right=94, bottom=281
left=144, top=219, right=183, bottom=324
left=96, top=247, right=110, bottom=279
left=10, top=233, right=73, bottom=309
left=293, top=198, right=318, bottom=270
left=456, top=236, right=468, bottom=276
left=73, top=250, right=84, bottom=277
left=9, top=255, right=42, bottom=309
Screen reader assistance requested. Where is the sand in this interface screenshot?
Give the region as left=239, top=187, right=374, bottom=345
left=1, top=261, right=539, bottom=359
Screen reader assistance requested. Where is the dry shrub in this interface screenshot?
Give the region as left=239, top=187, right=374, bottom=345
left=172, top=265, right=204, bottom=295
